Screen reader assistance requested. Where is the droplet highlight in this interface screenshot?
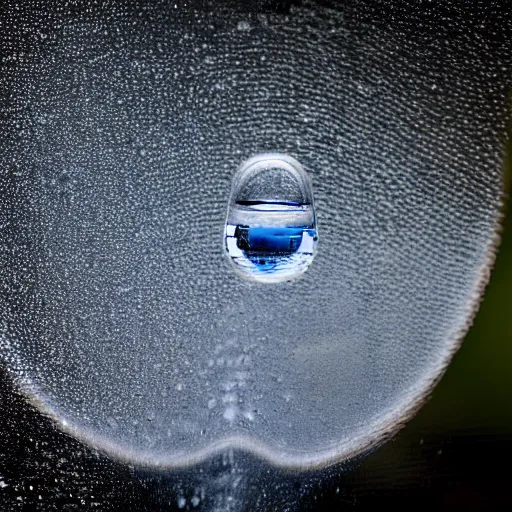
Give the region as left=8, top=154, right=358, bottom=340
left=224, top=154, right=318, bottom=283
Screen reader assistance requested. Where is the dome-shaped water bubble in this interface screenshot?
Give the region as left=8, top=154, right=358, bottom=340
left=224, top=154, right=318, bottom=283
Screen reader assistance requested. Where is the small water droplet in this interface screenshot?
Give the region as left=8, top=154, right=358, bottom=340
left=237, top=20, right=250, bottom=31
left=224, top=154, right=318, bottom=283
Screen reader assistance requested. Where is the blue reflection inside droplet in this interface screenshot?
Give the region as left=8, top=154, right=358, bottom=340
left=240, top=226, right=304, bottom=253
left=225, top=198, right=318, bottom=283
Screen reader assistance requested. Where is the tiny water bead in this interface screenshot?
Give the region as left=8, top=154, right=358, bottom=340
left=224, top=154, right=318, bottom=283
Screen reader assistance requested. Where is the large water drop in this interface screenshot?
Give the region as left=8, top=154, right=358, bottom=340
left=224, top=154, right=318, bottom=283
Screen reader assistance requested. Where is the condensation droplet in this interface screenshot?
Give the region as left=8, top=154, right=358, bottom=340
left=224, top=154, right=318, bottom=283
left=237, top=20, right=250, bottom=31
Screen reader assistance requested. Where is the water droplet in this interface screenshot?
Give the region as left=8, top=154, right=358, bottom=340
left=224, top=154, right=318, bottom=283
left=237, top=20, right=250, bottom=31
